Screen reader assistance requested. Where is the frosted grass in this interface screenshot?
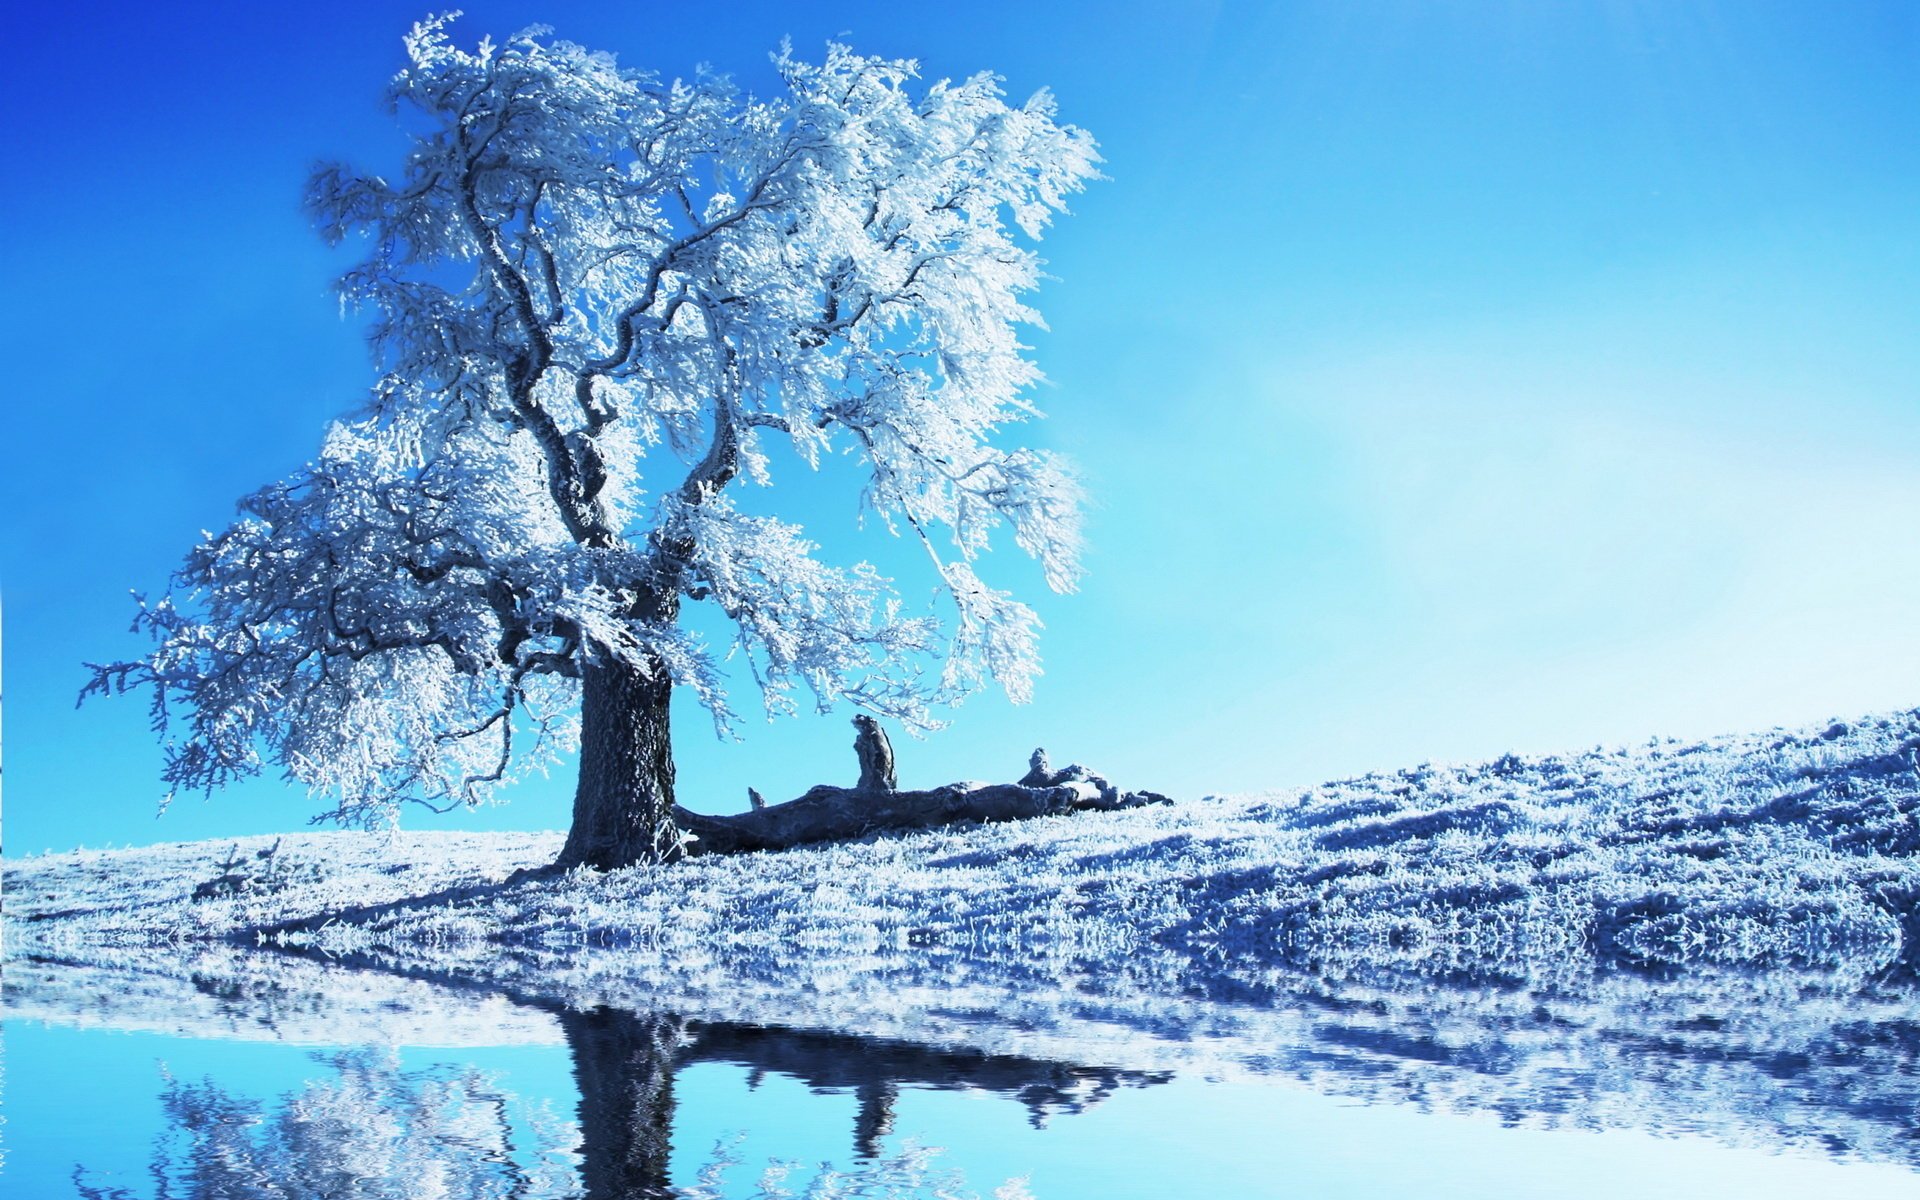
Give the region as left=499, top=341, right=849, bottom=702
left=11, top=707, right=1920, bottom=1168
left=16, top=707, right=1917, bottom=978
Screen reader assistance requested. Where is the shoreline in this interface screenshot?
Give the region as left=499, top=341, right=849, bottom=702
left=11, top=707, right=1920, bottom=1168
left=10, top=706, right=1918, bottom=980
left=15, top=706, right=1920, bottom=967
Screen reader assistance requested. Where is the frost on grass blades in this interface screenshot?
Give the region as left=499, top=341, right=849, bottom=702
left=82, top=16, right=1098, bottom=869
left=15, top=708, right=1920, bottom=1174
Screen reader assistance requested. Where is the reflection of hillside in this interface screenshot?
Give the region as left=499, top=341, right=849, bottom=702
left=1190, top=960, right=1920, bottom=1167
left=6, top=950, right=565, bottom=1047
left=357, top=947, right=1920, bottom=1172
left=19, top=945, right=1920, bottom=1175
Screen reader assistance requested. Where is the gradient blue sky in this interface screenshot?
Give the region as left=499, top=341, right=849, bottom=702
left=4, top=1, right=1917, bottom=853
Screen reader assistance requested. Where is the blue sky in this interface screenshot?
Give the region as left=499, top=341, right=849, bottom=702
left=4, top=1, right=1917, bottom=853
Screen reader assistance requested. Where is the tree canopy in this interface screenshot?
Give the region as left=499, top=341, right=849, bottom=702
left=87, top=17, right=1098, bottom=860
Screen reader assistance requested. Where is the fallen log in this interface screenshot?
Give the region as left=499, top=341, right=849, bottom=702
left=673, top=734, right=1172, bottom=857
left=674, top=783, right=1063, bottom=856
left=675, top=783, right=1167, bottom=856
left=673, top=780, right=1171, bottom=857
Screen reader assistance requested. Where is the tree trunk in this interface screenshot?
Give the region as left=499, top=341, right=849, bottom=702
left=557, top=655, right=680, bottom=870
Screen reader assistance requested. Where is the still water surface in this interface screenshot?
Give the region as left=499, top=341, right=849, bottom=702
left=6, top=956, right=1919, bottom=1199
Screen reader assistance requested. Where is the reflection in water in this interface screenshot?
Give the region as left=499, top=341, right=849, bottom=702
left=72, top=1050, right=577, bottom=1200
left=566, top=1008, right=676, bottom=1199
left=68, top=1000, right=1167, bottom=1199
left=19, top=946, right=1920, bottom=1193
left=681, top=1020, right=1156, bottom=1136
left=559, top=1006, right=1168, bottom=1197
left=1186, top=958, right=1920, bottom=1167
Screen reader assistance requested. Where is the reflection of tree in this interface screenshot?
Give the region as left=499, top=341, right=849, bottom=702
left=851, top=1080, right=899, bottom=1160
left=678, top=1021, right=1166, bottom=1144
left=71, top=1005, right=1161, bottom=1199
left=72, top=1050, right=578, bottom=1200
left=553, top=1007, right=1165, bottom=1192
left=561, top=1007, right=678, bottom=1199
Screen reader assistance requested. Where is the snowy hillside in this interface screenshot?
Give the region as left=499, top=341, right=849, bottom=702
left=14, top=706, right=1918, bottom=977
left=10, top=707, right=1920, bottom=1167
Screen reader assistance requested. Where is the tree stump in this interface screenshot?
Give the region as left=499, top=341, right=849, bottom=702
left=853, top=715, right=896, bottom=793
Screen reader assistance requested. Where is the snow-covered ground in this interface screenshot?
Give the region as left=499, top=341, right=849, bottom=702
left=14, top=706, right=1918, bottom=975
left=10, top=708, right=1920, bottom=1165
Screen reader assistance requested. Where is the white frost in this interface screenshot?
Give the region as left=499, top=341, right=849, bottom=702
left=83, top=18, right=1098, bottom=827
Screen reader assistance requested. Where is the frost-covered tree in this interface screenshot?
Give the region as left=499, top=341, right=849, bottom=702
left=85, top=17, right=1097, bottom=869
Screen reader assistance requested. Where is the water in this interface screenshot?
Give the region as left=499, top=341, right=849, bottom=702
left=7, top=952, right=1920, bottom=1198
